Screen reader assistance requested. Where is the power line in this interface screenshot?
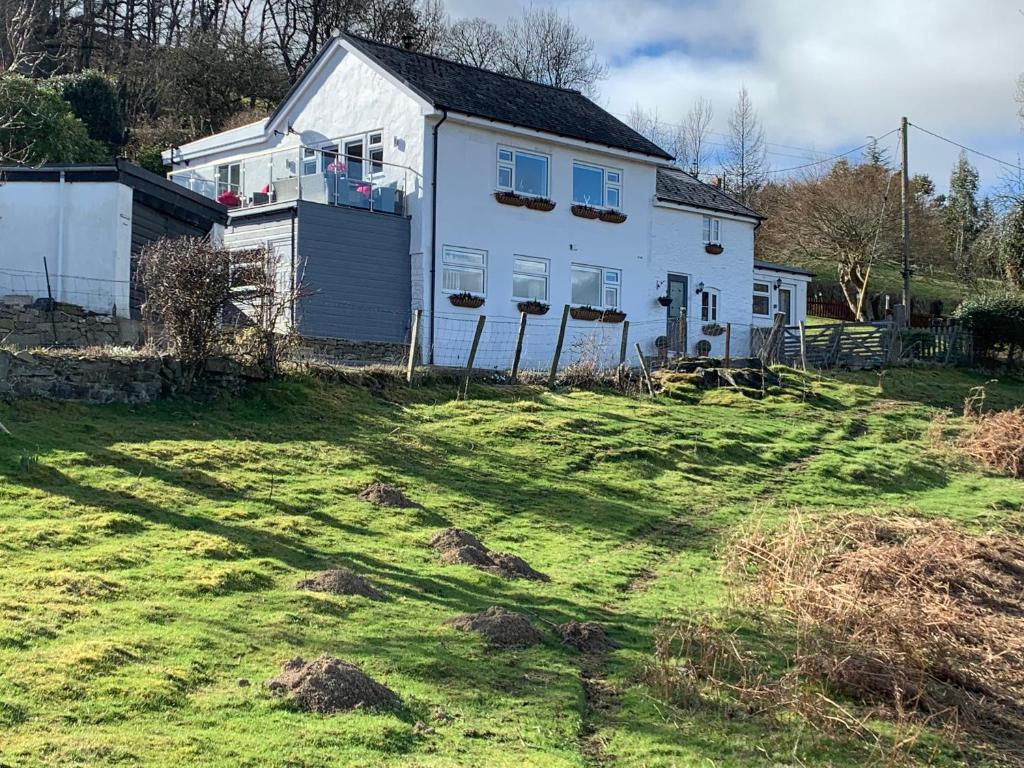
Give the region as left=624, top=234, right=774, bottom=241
left=908, top=122, right=1024, bottom=173
left=765, top=127, right=900, bottom=175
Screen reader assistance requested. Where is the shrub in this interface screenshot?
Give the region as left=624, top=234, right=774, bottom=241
left=0, top=74, right=107, bottom=164
left=134, top=145, right=168, bottom=176
left=954, top=293, right=1024, bottom=361
left=51, top=70, right=124, bottom=147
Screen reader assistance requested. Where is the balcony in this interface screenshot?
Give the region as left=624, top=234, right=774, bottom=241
left=168, top=145, right=415, bottom=216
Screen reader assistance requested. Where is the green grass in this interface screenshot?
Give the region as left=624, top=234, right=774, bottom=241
left=0, top=367, right=1022, bottom=767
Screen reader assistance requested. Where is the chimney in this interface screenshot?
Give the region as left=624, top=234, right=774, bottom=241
left=400, top=33, right=417, bottom=50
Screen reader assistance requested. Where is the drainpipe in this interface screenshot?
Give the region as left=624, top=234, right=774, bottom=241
left=428, top=109, right=448, bottom=365
left=56, top=170, right=66, bottom=302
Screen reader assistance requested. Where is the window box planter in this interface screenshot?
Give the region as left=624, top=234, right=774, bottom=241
left=599, top=209, right=627, bottom=224
left=525, top=197, right=556, bottom=212
left=601, top=309, right=627, bottom=323
left=570, top=204, right=601, bottom=220
left=517, top=300, right=550, bottom=315
left=448, top=292, right=485, bottom=308
left=705, top=243, right=724, bottom=255
left=569, top=305, right=602, bottom=321
left=702, top=322, right=725, bottom=336
left=657, top=295, right=672, bottom=307
left=494, top=191, right=527, bottom=207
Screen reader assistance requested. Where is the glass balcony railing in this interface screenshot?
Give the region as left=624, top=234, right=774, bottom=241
left=168, top=145, right=416, bottom=216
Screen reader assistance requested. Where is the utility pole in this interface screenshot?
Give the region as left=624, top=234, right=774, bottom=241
left=900, top=116, right=911, bottom=318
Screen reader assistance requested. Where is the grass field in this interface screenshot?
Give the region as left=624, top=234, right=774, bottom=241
left=0, top=367, right=1022, bottom=767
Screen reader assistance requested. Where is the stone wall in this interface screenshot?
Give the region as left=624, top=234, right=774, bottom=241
left=0, top=349, right=267, bottom=405
left=292, top=335, right=408, bottom=365
left=0, top=299, right=143, bottom=349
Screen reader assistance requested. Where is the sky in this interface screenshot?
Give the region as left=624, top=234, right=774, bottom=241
left=445, top=0, right=1024, bottom=198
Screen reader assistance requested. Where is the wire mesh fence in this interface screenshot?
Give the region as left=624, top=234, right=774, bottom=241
left=0, top=268, right=130, bottom=316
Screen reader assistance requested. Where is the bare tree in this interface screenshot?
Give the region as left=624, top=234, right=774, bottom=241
left=498, top=6, right=605, bottom=94
left=0, top=0, right=47, bottom=73
left=683, top=95, right=713, bottom=178
left=626, top=104, right=684, bottom=164
left=722, top=85, right=767, bottom=205
left=441, top=16, right=502, bottom=69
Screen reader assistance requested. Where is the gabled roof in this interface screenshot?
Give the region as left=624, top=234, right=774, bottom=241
left=337, top=34, right=673, bottom=160
left=655, top=166, right=763, bottom=220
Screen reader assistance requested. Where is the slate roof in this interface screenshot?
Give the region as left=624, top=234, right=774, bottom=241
left=341, top=34, right=673, bottom=160
left=655, top=166, right=763, bottom=219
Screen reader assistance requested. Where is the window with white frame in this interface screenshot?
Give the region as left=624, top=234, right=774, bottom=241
left=300, top=148, right=318, bottom=176
left=752, top=281, right=771, bottom=316
left=571, top=264, right=621, bottom=308
left=216, top=162, right=241, bottom=196
left=512, top=256, right=549, bottom=301
left=497, top=146, right=549, bottom=197
left=442, top=246, right=486, bottom=294
left=572, top=162, right=622, bottom=209
left=368, top=132, right=384, bottom=174
left=702, top=215, right=721, bottom=244
left=701, top=289, right=719, bottom=321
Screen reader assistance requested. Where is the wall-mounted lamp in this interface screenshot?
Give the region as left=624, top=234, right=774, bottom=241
left=695, top=281, right=705, bottom=295
left=773, top=278, right=783, bottom=290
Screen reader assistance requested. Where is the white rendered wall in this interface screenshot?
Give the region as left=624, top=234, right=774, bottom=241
left=752, top=268, right=812, bottom=329
left=0, top=180, right=132, bottom=314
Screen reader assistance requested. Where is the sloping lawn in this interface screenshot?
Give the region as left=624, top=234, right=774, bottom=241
left=0, top=367, right=1021, bottom=767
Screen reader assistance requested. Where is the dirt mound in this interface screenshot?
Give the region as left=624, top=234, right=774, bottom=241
left=267, top=655, right=400, bottom=713
left=431, top=528, right=548, bottom=581
left=557, top=621, right=617, bottom=655
left=731, top=514, right=1024, bottom=745
left=296, top=568, right=386, bottom=601
left=444, top=606, right=543, bottom=647
left=358, top=482, right=419, bottom=508
left=430, top=527, right=484, bottom=552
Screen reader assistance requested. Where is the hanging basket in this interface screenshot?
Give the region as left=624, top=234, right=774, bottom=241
left=526, top=197, right=556, bottom=212
left=517, top=300, right=550, bottom=315
left=448, top=292, right=485, bottom=308
left=571, top=204, right=601, bottom=220
left=599, top=209, right=628, bottom=224
left=705, top=243, right=724, bottom=255
left=657, top=295, right=672, bottom=307
left=600, top=309, right=627, bottom=323
left=494, top=191, right=527, bottom=207
left=702, top=322, right=725, bottom=336
left=570, top=305, right=602, bottom=321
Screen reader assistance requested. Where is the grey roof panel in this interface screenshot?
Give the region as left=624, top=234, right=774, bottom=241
left=655, top=166, right=763, bottom=219
left=342, top=34, right=673, bottom=160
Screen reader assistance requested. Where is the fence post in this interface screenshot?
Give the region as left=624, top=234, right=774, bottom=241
left=828, top=321, right=846, bottom=367
left=761, top=312, right=786, bottom=365
left=510, top=311, right=528, bottom=383
left=677, top=307, right=687, bottom=355
left=634, top=342, right=654, bottom=396
left=618, top=320, right=630, bottom=368
left=463, top=314, right=487, bottom=396
left=406, top=309, right=422, bottom=383
left=723, top=323, right=731, bottom=368
left=548, top=304, right=570, bottom=388
left=42, top=257, right=58, bottom=345
left=798, top=321, right=807, bottom=371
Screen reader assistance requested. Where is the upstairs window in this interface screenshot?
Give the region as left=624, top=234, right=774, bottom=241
left=572, top=162, right=622, bottom=208
left=369, top=132, right=384, bottom=174
left=442, top=246, right=486, bottom=294
left=702, top=215, right=721, bottom=244
left=752, top=281, right=770, bottom=316
left=513, top=256, right=549, bottom=301
left=701, top=289, right=719, bottom=322
left=216, top=162, right=241, bottom=196
left=497, top=146, right=549, bottom=197
left=571, top=264, right=621, bottom=308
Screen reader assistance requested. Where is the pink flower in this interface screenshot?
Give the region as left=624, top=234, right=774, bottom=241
left=217, top=190, right=241, bottom=207
left=356, top=184, right=371, bottom=197
left=326, top=160, right=347, bottom=173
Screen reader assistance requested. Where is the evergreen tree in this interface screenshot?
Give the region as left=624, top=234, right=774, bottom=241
left=1002, top=199, right=1024, bottom=290
left=943, top=150, right=981, bottom=276
left=864, top=137, right=890, bottom=167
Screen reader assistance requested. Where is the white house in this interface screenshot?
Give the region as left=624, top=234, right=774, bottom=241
left=164, top=33, right=809, bottom=367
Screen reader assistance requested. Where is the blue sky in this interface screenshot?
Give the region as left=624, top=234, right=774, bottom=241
left=446, top=0, right=1024, bottom=198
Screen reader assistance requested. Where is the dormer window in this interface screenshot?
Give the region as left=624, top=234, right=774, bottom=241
left=702, top=215, right=721, bottom=244
left=497, top=146, right=549, bottom=197
left=572, top=162, right=622, bottom=208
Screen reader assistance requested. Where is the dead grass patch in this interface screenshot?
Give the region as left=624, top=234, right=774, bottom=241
left=962, top=407, right=1024, bottom=478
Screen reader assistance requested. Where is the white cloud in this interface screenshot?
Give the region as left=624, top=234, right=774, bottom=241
left=443, top=0, right=1024, bottom=193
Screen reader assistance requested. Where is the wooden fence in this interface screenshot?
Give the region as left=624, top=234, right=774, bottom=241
left=752, top=318, right=971, bottom=369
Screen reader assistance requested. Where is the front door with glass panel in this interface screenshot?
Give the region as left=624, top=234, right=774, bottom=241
left=666, top=274, right=689, bottom=333
left=778, top=284, right=794, bottom=325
